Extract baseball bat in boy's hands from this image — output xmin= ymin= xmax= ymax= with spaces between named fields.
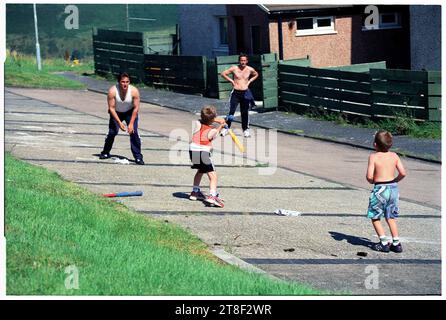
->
xmin=223 ymin=115 xmax=245 ymax=153
xmin=102 ymin=191 xmax=143 ymax=197
xmin=227 ymin=126 xmax=245 ymax=153
xmin=222 ymin=125 xmax=245 ymax=153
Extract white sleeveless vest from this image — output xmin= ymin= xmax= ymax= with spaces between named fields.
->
xmin=115 ymin=85 xmax=133 ymax=112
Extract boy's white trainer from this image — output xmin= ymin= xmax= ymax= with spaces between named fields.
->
xmin=243 ymin=129 xmax=251 ymax=138
xmin=220 ymin=128 xmax=229 ymax=137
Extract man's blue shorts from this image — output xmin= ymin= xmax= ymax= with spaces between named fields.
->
xmin=367 ymin=182 xmax=399 ymax=219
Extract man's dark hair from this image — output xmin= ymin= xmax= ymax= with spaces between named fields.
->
xmin=239 ymin=53 xmax=249 ymax=60
xmin=117 ymin=72 xmax=130 ymax=82
xmin=374 ymin=130 xmax=393 ymax=152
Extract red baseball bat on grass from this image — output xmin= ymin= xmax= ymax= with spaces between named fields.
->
xmin=102 ymin=191 xmax=143 ymax=197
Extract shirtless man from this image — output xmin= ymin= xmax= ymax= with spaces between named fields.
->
xmin=220 ymin=54 xmax=259 ymax=137
xmin=99 ymin=72 xmax=144 ymax=165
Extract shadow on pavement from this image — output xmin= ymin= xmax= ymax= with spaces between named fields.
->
xmin=329 ymin=231 xmax=372 ymax=248
xmin=172 ymin=192 xmax=191 ymax=200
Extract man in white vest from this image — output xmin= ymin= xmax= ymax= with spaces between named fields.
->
xmin=99 ymin=72 xmax=144 ymax=165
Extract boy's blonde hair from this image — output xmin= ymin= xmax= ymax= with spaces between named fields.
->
xmin=200 ymin=105 xmax=217 ymax=125
xmin=374 ymin=130 xmax=393 ymax=152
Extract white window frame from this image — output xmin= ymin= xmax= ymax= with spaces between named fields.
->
xmin=362 ymin=12 xmax=402 ymax=31
xmin=295 ymin=16 xmax=337 ymax=36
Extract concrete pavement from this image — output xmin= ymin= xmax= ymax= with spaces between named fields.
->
xmin=4 ymin=87 xmax=441 ymax=295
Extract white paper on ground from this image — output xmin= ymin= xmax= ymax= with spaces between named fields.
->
xmin=113 ymin=158 xmax=130 ymax=165
xmin=274 ymin=209 xmax=302 ymax=216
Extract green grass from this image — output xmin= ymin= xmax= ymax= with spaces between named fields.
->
xmin=5 ymin=153 xmax=323 ymax=295
xmin=7 ymin=4 xmax=178 ymax=57
xmin=367 ymin=115 xmax=441 ymax=139
xmin=301 ymin=108 xmax=441 ymax=140
xmin=5 ymin=53 xmax=93 ymax=89
xmin=255 ymin=162 xmax=270 ymax=167
xmin=288 ymin=129 xmax=304 ymax=134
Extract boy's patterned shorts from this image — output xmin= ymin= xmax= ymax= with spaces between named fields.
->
xmin=367 ymin=183 xmax=399 ymax=219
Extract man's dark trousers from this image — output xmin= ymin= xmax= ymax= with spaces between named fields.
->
xmin=226 ymin=89 xmax=251 ymax=131
xmin=102 ymin=109 xmax=143 ymax=160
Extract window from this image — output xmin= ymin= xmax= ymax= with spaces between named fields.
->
xmin=362 ymin=12 xmax=401 ymax=30
xmin=317 ymin=18 xmax=332 ymax=28
xmin=219 ymin=17 xmax=228 ymax=45
xmin=295 ymin=16 xmax=336 ymax=36
xmin=296 ymin=18 xmax=313 ymax=31
xmin=380 ymin=12 xmax=400 ymax=28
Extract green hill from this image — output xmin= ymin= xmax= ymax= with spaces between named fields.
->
xmin=6 ymin=4 xmax=178 ymax=58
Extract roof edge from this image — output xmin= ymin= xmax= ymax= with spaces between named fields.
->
xmin=258 ymin=4 xmax=270 ymax=14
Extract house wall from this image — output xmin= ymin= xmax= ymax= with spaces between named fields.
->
xmin=269 ymin=16 xmax=352 ymax=67
xmin=178 ymin=4 xmax=228 ymax=58
xmin=350 ymin=10 xmax=410 ymax=69
xmin=227 ymin=5 xmax=270 ymax=55
xmin=268 ymin=11 xmax=410 ymax=69
xmin=410 ymin=5 xmax=441 ymax=71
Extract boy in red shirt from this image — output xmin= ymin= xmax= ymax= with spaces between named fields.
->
xmin=189 ymin=106 xmax=227 ymax=207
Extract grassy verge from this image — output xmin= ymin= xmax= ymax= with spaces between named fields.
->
xmin=371 ymin=115 xmax=441 ymax=139
xmin=301 ymin=108 xmax=441 ymax=140
xmin=5 ymin=53 xmax=93 ymax=89
xmin=5 ymin=153 xmax=323 ymax=295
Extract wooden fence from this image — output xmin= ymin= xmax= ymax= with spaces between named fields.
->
xmin=278 ymin=64 xmax=441 ymax=122
xmin=93 ymin=28 xmax=177 ymax=82
xmin=92 ymin=29 xmax=440 ymax=121
xmin=326 ymin=61 xmax=386 ymax=72
xmin=143 ymin=33 xmax=178 ymax=55
xmin=93 ymin=28 xmax=145 ymax=82
xmin=261 ymin=53 xmax=280 ymax=109
xmin=370 ymin=68 xmax=441 ymax=121
xmin=280 ymin=57 xmax=312 ymax=67
xmin=144 ymin=54 xmax=207 ymax=94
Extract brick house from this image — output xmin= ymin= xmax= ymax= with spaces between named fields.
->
xmin=226 ymin=4 xmax=411 ymax=69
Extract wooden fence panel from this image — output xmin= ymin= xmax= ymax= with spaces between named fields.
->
xmin=93 ymin=28 xmax=145 ymax=82
xmin=427 ymin=71 xmax=442 ymax=121
xmin=143 ymin=32 xmax=175 ymax=55
xmin=279 ymin=64 xmax=372 ymax=115
xmin=143 ymin=54 xmax=207 ymax=94
xmin=206 ymin=59 xmax=218 ymax=98
xmin=369 ymin=68 xmax=437 ymax=121
xmin=279 ymin=57 xmax=311 ymax=67
xmin=278 ymin=64 xmax=441 ymax=121
xmin=326 ymin=61 xmax=386 ymax=72
xmin=261 ymin=53 xmax=278 ymax=109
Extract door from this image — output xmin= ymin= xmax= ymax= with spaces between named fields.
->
xmin=234 ymin=16 xmax=245 ymax=54
xmin=251 ymin=25 xmax=261 ymax=54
